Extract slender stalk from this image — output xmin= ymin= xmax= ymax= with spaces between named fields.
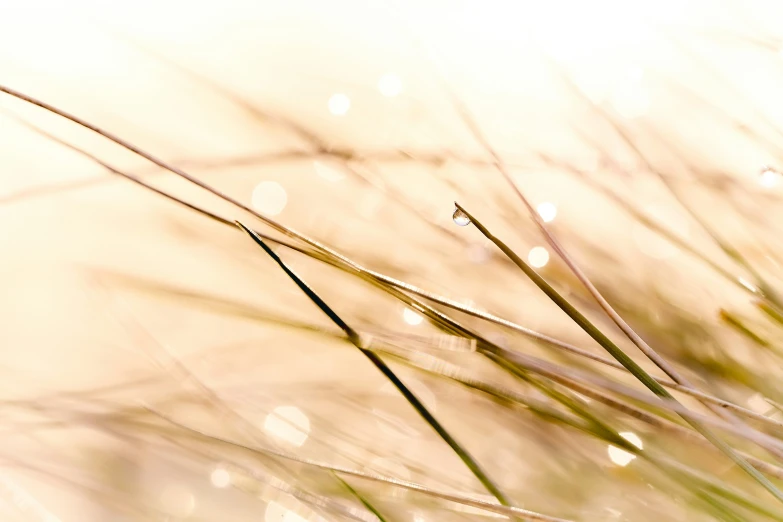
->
xmin=234 ymin=221 xmax=516 ymax=510
xmin=440 ymin=83 xmax=767 ymax=455
xmin=4 ymin=83 xmax=779 ymax=515
xmin=358 ymin=269 xmax=783 ymax=431
xmin=332 ymin=474 xmax=389 ymax=522
xmin=558 ymin=155 xmax=746 ymax=290
xmin=455 ymin=202 xmax=783 ymax=504
xmin=96 ymin=266 xmax=783 ymax=456
xmin=0 ymin=84 xmax=358 ymax=274
xmin=465 ymin=133 xmax=703 ymax=387
xmin=8 ymin=89 xmax=779 ymax=437
xmin=334 ymin=260 xmax=772 ymax=517
xmin=93 ymin=275 xmax=395 ymax=521
xmin=25 ymin=109 xmax=779 ymax=458
xmin=379 ymin=340 xmax=783 ymax=481
xmin=555 ymin=51 xmax=783 ymax=311
xmin=719 ymin=309 xmax=772 ymax=348
xmin=143 ymin=411 xmax=572 ymax=522
xmin=758 ymin=299 xmax=783 ymax=328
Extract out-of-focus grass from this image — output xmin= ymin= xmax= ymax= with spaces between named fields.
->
xmin=3 ymin=2 xmax=783 ymax=521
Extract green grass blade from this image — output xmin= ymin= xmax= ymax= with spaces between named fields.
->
xmin=17 ymin=107 xmax=780 ymax=442
xmin=234 ymin=221 xmax=516 ymax=511
xmin=332 ymin=473 xmax=388 ymax=522
xmin=454 ymin=203 xmax=783 ymax=505
xmin=145 ymin=409 xmax=575 ymax=522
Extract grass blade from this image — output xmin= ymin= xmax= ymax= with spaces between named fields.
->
xmin=145 ymin=408 xmax=574 ymax=522
xmin=454 ymin=202 xmax=783 ymax=505
xmin=234 ymin=221 xmax=517 ymax=512
xmin=332 ymin=473 xmax=388 ymax=522
xmin=12 ymin=104 xmax=779 ymax=438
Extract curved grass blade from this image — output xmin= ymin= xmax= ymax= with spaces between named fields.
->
xmin=12 ymin=104 xmax=779 ymax=437
xmin=454 ymin=202 xmax=783 ymax=504
xmin=719 ymin=309 xmax=772 ymax=349
xmin=234 ymin=221 xmax=516 ymax=511
xmin=144 ymin=409 xmax=574 ymax=522
xmin=357 ymin=270 xmax=783 ymax=430
xmin=332 ymin=473 xmax=388 ymax=522
xmin=8 ymin=86 xmax=779 ymax=515
xmin=0 ymin=72 xmax=773 ymax=520
xmin=551 ymin=51 xmax=783 ymax=314
xmin=100 ymin=263 xmax=783 ymax=453
xmin=377 ymin=336 xmax=783 ymax=483
xmin=93 ymin=275 xmax=397 ymax=521
xmin=154 ymin=403 xmax=776 ymax=521
xmin=438 ymin=82 xmax=763 ymax=447
xmin=154 ymin=437 xmax=382 ymax=522
xmin=758 ymin=299 xmax=783 ymax=329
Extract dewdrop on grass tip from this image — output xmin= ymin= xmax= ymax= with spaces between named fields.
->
xmin=453 ymin=208 xmax=471 ymax=226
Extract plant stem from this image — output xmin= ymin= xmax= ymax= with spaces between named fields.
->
xmin=235 ymin=222 xmax=516 ymax=512
xmin=455 ymin=202 xmax=783 ymax=504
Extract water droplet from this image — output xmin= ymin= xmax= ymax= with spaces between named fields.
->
xmin=738 ymin=277 xmax=758 ymax=293
xmin=452 ymin=208 xmax=471 ymax=226
xmin=607 ymin=431 xmax=642 ymax=467
xmin=760 ymin=166 xmax=780 ymax=188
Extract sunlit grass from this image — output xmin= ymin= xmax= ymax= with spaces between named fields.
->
xmin=3 ymin=4 xmax=783 ymax=520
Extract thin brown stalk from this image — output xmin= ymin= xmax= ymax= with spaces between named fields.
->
xmin=9 ymin=94 xmax=775 ymax=440
xmin=145 ymin=410 xmax=574 ymax=522
xmin=454 ymin=202 xmax=783 ymax=503
xmin=94 ymin=279 xmax=391 ymax=520
xmin=6 ymin=83 xmax=781 ymax=512
xmin=382 ymin=344 xmax=783 ymax=482
xmin=235 ymin=221 xmax=516 ymax=510
xmin=448 ymin=91 xmax=705 ymax=390
xmin=17 ymin=107 xmax=783 ymax=449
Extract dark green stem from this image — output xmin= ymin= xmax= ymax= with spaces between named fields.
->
xmin=455 ymin=202 xmax=783 ymax=505
xmin=235 ymin=221 xmax=515 ymax=511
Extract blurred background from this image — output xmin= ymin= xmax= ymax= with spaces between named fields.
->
xmin=3 ymin=0 xmax=783 ymax=520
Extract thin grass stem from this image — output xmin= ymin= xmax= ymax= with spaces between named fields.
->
xmin=235 ymin=221 xmax=516 ymax=511
xmin=10 ymin=98 xmax=780 ymax=438
xmin=454 ymin=202 xmax=783 ymax=504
